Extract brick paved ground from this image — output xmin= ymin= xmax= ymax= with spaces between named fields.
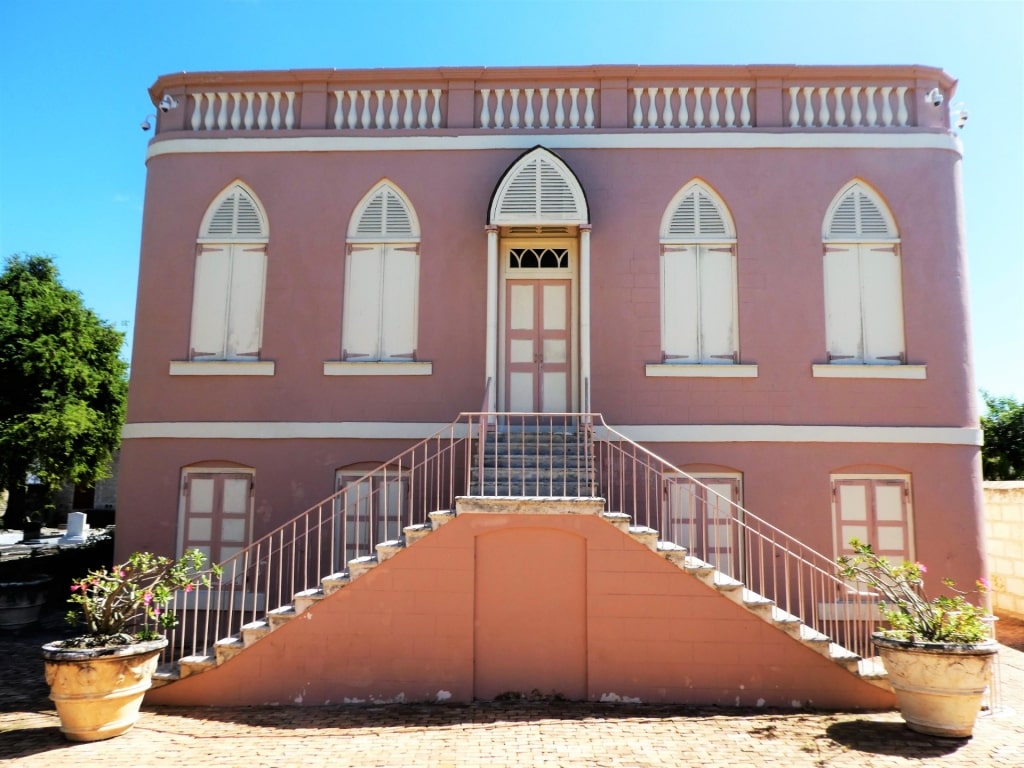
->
xmin=2 ymin=611 xmax=1022 ymax=767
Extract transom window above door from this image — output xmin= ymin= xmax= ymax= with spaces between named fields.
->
xmin=509 ymin=247 xmax=570 ymax=270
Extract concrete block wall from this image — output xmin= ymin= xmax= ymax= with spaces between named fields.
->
xmin=983 ymin=482 xmax=1024 ymax=621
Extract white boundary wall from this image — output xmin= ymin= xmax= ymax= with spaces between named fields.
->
xmin=984 ymin=481 xmax=1024 ymax=620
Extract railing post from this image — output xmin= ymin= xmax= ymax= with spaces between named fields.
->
xmin=485 ymin=225 xmax=499 ymax=413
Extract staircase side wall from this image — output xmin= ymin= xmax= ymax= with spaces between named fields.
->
xmin=147 ymin=513 xmax=895 ymax=709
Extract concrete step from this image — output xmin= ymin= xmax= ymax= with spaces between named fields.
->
xmin=322 ymin=571 xmax=351 ymax=595
xmin=241 ymin=619 xmax=272 ymax=645
xmin=293 ymin=588 xmax=325 ymax=614
xmin=267 ymin=605 xmax=297 ymax=629
xmin=214 ymin=636 xmax=245 ymax=665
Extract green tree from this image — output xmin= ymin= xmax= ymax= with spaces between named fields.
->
xmin=0 ymin=255 xmax=127 ymax=528
xmin=980 ymin=392 xmax=1024 ymax=481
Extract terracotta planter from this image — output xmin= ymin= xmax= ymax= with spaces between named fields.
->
xmin=41 ymin=637 xmax=167 ymax=742
xmin=0 ymin=574 xmax=51 ymax=631
xmin=873 ymin=633 xmax=998 ymax=738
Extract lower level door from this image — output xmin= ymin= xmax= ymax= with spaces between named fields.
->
xmin=505 ymin=279 xmax=572 ymax=413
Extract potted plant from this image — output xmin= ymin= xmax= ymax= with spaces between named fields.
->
xmin=42 ymin=549 xmax=218 ymax=742
xmin=838 ymin=539 xmax=997 ymax=738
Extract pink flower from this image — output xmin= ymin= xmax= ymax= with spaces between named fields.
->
xmin=979 ymin=577 xmax=990 ymax=589
xmin=153 ymin=608 xmax=162 ymax=617
xmin=184 ymin=583 xmax=194 ymax=593
xmin=142 ymin=592 xmax=154 ymax=605
xmin=916 ymin=563 xmax=928 ymax=574
xmin=70 ymin=583 xmax=80 ymax=592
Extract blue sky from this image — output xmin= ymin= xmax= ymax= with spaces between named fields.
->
xmin=1 ymin=0 xmax=1021 ymax=403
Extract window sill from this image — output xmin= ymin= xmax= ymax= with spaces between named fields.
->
xmin=323 ymin=361 xmax=433 ymax=376
xmin=645 ymin=364 xmax=758 ymax=378
xmin=812 ymin=364 xmax=927 ymax=380
xmin=169 ymin=361 xmax=275 ymax=376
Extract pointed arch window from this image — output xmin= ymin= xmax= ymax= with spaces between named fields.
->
xmin=489 ymin=147 xmax=588 ymax=226
xmin=190 ymin=183 xmax=269 ymax=362
xmin=658 ymin=182 xmax=739 ymax=365
xmin=822 ymin=182 xmax=905 ymax=366
xmin=342 ymin=182 xmax=421 ymax=363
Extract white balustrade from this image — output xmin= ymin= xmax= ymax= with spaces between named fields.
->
xmin=189 ymin=91 xmax=298 ymax=131
xmin=330 ymin=88 xmax=445 ymax=129
xmin=629 ymin=86 xmax=754 ymax=128
xmin=478 ymin=86 xmax=597 ymax=129
xmin=786 ymin=85 xmax=914 ymax=127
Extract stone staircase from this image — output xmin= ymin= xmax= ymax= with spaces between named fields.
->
xmin=153 ymin=500 xmax=888 ymax=690
xmin=469 ymin=428 xmax=597 ymax=497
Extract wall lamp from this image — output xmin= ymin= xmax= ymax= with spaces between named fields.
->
xmin=141 ymin=94 xmax=180 ymax=131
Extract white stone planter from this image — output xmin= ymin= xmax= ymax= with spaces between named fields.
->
xmin=42 ymin=637 xmax=167 ymax=742
xmin=873 ymin=633 xmax=998 ymax=738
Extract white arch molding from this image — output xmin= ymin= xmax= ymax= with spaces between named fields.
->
xmin=485 ymin=148 xmax=591 ymax=413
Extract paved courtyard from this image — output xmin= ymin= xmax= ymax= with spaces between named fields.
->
xmin=2 ymin=611 xmax=1023 ymax=767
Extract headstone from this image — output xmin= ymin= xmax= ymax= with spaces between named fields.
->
xmin=59 ymin=511 xmax=89 ymax=545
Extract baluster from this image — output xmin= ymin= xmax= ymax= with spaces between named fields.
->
xmin=739 ymin=87 xmax=751 ymax=127
xmin=388 ymin=89 xmax=400 ymax=128
xmin=494 ymin=88 xmax=505 ymax=129
xmin=230 ymin=93 xmax=241 ymax=129
xmin=802 ymin=86 xmax=814 ymax=127
xmin=418 ymin=89 xmax=428 ymax=128
xmin=347 ymin=91 xmax=358 ymax=129
xmin=632 ymin=87 xmax=643 ymax=128
xmin=479 ymin=88 xmax=491 ymax=129
xmin=539 ymin=88 xmax=551 ymax=127
xmin=677 ymin=87 xmax=690 ymax=128
xmin=554 ymin=87 xmax=565 ymax=128
xmin=818 ymin=87 xmax=830 ymax=127
xmin=359 ymin=90 xmax=371 ymax=129
xmin=191 ymin=93 xmax=204 ymax=131
xmin=431 ymin=89 xmax=441 ymax=127
xmin=724 ymin=87 xmax=735 ymax=128
xmin=402 ymin=89 xmax=413 ymax=128
xmin=865 ymin=86 xmax=878 ymax=126
xmin=270 ymin=92 xmax=282 ymax=130
xmin=569 ymin=87 xmax=580 ymax=128
xmin=216 ymin=92 xmax=228 ymax=130
xmin=708 ymin=86 xmax=721 ymax=127
xmin=896 ymin=86 xmax=909 ymax=126
xmin=257 ymin=92 xmax=269 ymax=130
xmin=584 ymin=87 xmax=595 ymax=128
xmin=693 ymin=86 xmax=705 ymax=128
xmin=834 ymin=87 xmax=846 ymax=127
xmin=850 ymin=86 xmax=862 ymax=126
xmin=332 ymin=91 xmax=344 ymax=129
xmin=285 ymin=92 xmax=295 ymax=129
xmin=662 ymin=87 xmax=673 ymax=128
xmin=509 ymin=88 xmax=520 ymax=128
xmin=243 ymin=92 xmax=255 ymax=130
xmin=524 ymin=88 xmax=535 ymax=128
xmin=646 ymin=86 xmax=658 ymax=128
xmin=788 ymin=87 xmax=800 ymax=127
xmin=880 ymin=86 xmax=893 ymax=126
xmin=373 ymin=90 xmax=385 ymax=128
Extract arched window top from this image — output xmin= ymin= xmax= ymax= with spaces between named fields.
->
xmin=489 ymin=146 xmax=589 ymax=226
xmin=348 ymin=181 xmax=420 ymax=241
xmin=660 ymin=181 xmax=735 ymax=241
xmin=824 ymin=181 xmax=899 ymax=240
xmin=199 ymin=182 xmax=268 ymax=241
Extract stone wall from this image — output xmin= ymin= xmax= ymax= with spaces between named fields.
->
xmin=984 ymin=482 xmax=1024 ymax=621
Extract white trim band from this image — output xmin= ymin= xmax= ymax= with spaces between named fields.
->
xmin=812 ymin=364 xmax=927 ymax=379
xmin=122 ymin=421 xmax=981 ymax=445
xmin=147 ymin=132 xmax=961 ymax=160
xmin=169 ymin=361 xmax=276 ymax=376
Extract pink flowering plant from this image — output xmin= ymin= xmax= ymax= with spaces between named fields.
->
xmin=61 ymin=550 xmax=219 ymax=648
xmin=837 ymin=538 xmax=992 ymax=644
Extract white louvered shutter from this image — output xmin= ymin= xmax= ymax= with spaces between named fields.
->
xmin=190 ymin=245 xmax=231 ymax=359
xmin=225 ymin=246 xmax=266 ymax=359
xmin=823 ymin=245 xmax=864 ymax=362
xmin=698 ymin=246 xmax=736 ymax=363
xmin=860 ymin=245 xmax=905 ymax=363
xmin=662 ymin=246 xmax=700 ymax=362
xmin=834 ymin=478 xmax=910 ymax=564
xmin=379 ymin=246 xmax=417 ymax=360
xmin=343 ymin=245 xmax=385 ymax=360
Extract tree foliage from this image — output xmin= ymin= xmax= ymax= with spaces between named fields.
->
xmin=0 ymin=255 xmax=128 ymax=523
xmin=980 ymin=391 xmax=1024 ymax=481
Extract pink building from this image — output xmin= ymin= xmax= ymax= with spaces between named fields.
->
xmin=122 ymin=65 xmax=981 ymax=708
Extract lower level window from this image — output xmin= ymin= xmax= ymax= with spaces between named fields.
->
xmin=665 ymin=473 xmax=742 ymax=576
xmin=179 ymin=470 xmax=253 ymax=563
xmin=334 ymin=468 xmax=409 ymax=566
xmin=832 ymin=475 xmax=913 ymax=564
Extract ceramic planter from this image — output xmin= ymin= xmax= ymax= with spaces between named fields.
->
xmin=873 ymin=633 xmax=998 ymax=738
xmin=41 ymin=637 xmax=167 ymax=742
xmin=0 ymin=574 xmax=51 ymax=631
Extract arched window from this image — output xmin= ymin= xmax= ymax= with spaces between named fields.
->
xmin=659 ymin=181 xmax=738 ymax=364
xmin=190 ymin=183 xmax=269 ymax=361
xmin=822 ymin=181 xmax=904 ymax=365
xmin=342 ymin=181 xmax=420 ymax=362
xmin=489 ymin=146 xmax=589 ymax=226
